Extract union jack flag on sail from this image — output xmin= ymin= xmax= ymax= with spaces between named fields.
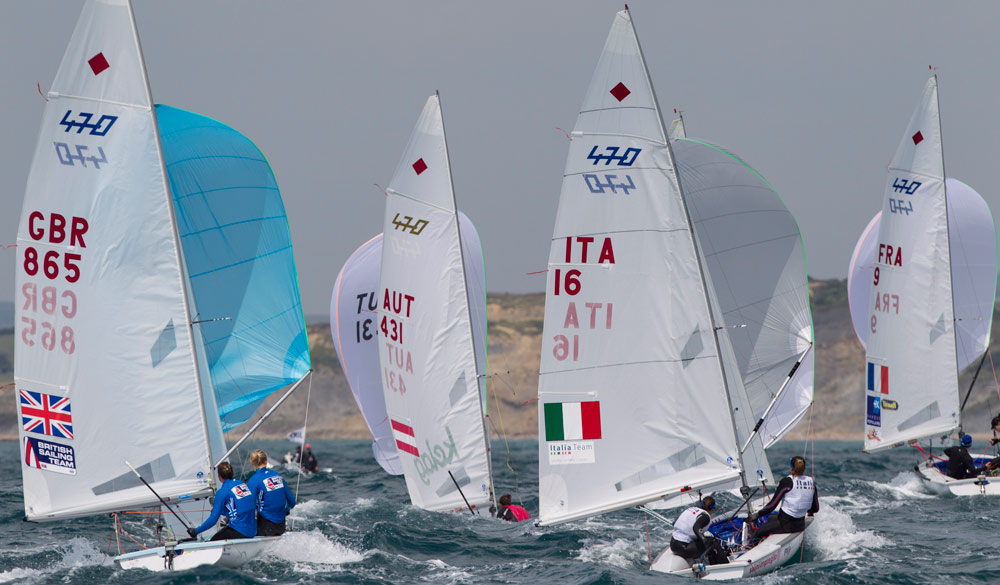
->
xmin=20 ymin=390 xmax=74 ymax=439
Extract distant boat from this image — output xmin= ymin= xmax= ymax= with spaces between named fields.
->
xmin=15 ymin=0 xmax=310 ymax=570
xmin=332 ymin=211 xmax=486 ymax=481
xmin=337 ymin=93 xmax=495 ymax=513
xmin=851 ymin=75 xmax=1000 ymax=495
xmin=535 ymin=7 xmax=814 ymax=579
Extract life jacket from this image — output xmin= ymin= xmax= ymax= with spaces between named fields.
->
xmin=780 ymin=474 xmax=815 ymax=518
xmin=507 ymin=504 xmax=530 ymax=521
xmin=671 ymin=507 xmax=708 ymax=543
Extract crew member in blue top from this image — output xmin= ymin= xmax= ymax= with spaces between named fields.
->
xmin=247 ymin=449 xmax=296 ymax=536
xmin=187 ymin=461 xmax=256 ymax=541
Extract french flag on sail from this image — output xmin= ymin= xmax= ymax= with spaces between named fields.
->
xmin=391 ymin=419 xmax=420 ymax=457
xmin=867 ymin=362 xmax=889 ymax=394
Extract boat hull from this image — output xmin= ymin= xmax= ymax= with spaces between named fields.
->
xmin=914 ymin=455 xmax=1000 ymax=496
xmin=114 ymin=537 xmax=277 ymax=571
xmin=650 ymin=517 xmax=812 ymax=579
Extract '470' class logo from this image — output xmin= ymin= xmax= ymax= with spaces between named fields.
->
xmin=891 ymin=177 xmax=921 ymax=195
xmin=586 ymin=145 xmax=640 ymax=166
xmin=391 ymin=213 xmax=428 ymax=236
xmin=59 ymin=110 xmax=117 ymax=136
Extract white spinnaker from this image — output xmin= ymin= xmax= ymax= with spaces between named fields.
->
xmin=675 ymin=139 xmax=813 ymax=451
xmin=537 ymin=10 xmax=743 ymax=527
xmin=15 ymin=0 xmax=212 ymax=520
xmin=864 ymin=76 xmax=958 ymax=452
xmin=332 ymin=213 xmax=488 ymax=477
xmin=377 ymin=95 xmax=492 ymax=511
xmin=848 ymin=178 xmax=997 ymax=370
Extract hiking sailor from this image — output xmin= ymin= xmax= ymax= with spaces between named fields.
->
xmin=749 ymin=456 xmax=818 ymax=540
xmin=247 ymin=449 xmax=296 ymax=536
xmin=669 ymin=496 xmax=727 ymax=565
xmin=188 ymin=462 xmax=257 ymax=541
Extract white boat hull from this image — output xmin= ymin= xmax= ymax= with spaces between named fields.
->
xmin=114 ymin=537 xmax=277 ymax=571
xmin=914 ymin=455 xmax=1000 ymax=496
xmin=650 ymin=517 xmax=812 ymax=580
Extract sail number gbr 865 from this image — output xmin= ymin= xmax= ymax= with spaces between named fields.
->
xmin=550 ymin=236 xmax=615 ymax=361
xmin=20 ymin=212 xmax=88 ymax=355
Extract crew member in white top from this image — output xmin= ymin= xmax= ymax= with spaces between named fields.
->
xmin=748 ymin=455 xmax=818 ymax=540
xmin=669 ymin=496 xmax=727 ymax=564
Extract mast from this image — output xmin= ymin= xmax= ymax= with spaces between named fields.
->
xmin=937 ymin=75 xmax=962 ymax=435
xmin=126 ymin=0 xmax=217 ymax=473
xmin=626 ymin=6 xmax=748 ymax=487
xmin=437 ymin=91 xmax=497 ymax=511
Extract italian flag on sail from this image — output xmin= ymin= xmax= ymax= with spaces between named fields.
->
xmin=544 ymin=401 xmax=602 ymax=441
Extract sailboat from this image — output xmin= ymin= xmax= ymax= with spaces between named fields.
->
xmin=16 ymin=0 xmax=311 ymax=571
xmin=536 ymin=7 xmax=814 ymax=579
xmin=853 ymin=75 xmax=999 ymax=495
xmin=337 ymin=93 xmax=495 ymax=513
xmin=331 ymin=211 xmax=487 ymax=482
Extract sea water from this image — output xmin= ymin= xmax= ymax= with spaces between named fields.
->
xmin=1 ymin=440 xmax=997 ymax=584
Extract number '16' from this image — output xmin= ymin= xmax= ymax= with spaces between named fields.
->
xmin=553 ymin=268 xmax=581 ymax=296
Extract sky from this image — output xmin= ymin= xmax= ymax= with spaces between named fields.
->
xmin=2 ymin=1 xmax=999 ymax=316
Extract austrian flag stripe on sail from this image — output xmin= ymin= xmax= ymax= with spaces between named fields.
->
xmin=544 ymin=401 xmax=601 ymax=441
xmin=867 ymin=362 xmax=889 ymax=394
xmin=391 ymin=419 xmax=420 ymax=456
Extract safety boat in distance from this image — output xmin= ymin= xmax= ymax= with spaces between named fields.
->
xmin=534 ymin=7 xmax=814 ymax=580
xmin=848 ymin=75 xmax=1000 ymax=496
xmin=15 ymin=0 xmax=311 ymax=571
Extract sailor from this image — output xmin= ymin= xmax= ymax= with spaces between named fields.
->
xmin=944 ymin=434 xmax=981 ymax=479
xmin=246 ymin=450 xmax=296 ymax=536
xmin=187 ymin=461 xmax=257 ymax=541
xmin=302 ymin=444 xmax=319 ymax=473
xmin=494 ymin=493 xmax=530 ymax=522
xmin=749 ymin=456 xmax=818 ymax=540
xmin=669 ymin=496 xmax=727 ymax=564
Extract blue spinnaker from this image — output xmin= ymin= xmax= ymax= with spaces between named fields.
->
xmin=156 ymin=105 xmax=310 ymax=430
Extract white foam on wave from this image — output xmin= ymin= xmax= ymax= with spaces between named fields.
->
xmin=0 ymin=537 xmax=107 ymax=583
xmin=265 ymin=528 xmax=364 ymax=571
xmin=418 ymin=558 xmax=475 ymax=584
xmin=576 ymin=537 xmax=644 ymax=569
xmin=288 ymin=498 xmax=332 ymax=520
xmin=864 ymin=471 xmax=935 ymax=501
xmin=808 ymin=500 xmax=888 ymax=561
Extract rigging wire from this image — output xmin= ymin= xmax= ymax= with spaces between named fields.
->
xmin=487 ymin=370 xmax=524 ymax=507
xmin=291 ymin=372 xmax=313 ymax=531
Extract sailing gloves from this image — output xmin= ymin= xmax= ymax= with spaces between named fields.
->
xmin=187 ymin=527 xmax=198 ymax=538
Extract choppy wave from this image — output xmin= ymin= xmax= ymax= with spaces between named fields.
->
xmin=1 ymin=440 xmax=999 ymax=584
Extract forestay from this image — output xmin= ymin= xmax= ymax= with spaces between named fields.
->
xmin=864 ymin=76 xmax=957 ymax=452
xmin=157 ymin=105 xmax=311 ymax=431
xmin=332 ymin=213 xmax=487 ymax=477
xmin=15 ymin=0 xmax=213 ymax=520
xmin=377 ymin=95 xmax=493 ymax=511
xmin=848 ymin=178 xmax=997 ymax=370
xmin=537 ymin=10 xmax=747 ymax=526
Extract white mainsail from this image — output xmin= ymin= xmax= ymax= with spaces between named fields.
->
xmin=848 ymin=178 xmax=997 ymax=371
xmin=332 ymin=213 xmax=488 ymax=478
xmin=16 ymin=0 xmax=312 ymax=529
xmin=16 ymin=0 xmax=212 ymax=520
xmin=537 ymin=10 xmax=766 ymax=526
xmin=864 ymin=76 xmax=958 ymax=452
xmin=376 ymin=95 xmax=493 ymax=512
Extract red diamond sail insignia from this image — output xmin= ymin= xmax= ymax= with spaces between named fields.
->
xmin=912 ymin=131 xmax=923 ymax=145
xmin=610 ymin=82 xmax=631 ymax=102
xmin=412 ymin=158 xmax=427 ymax=175
xmin=88 ymin=52 xmax=110 ymax=76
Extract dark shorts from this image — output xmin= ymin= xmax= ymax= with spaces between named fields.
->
xmin=257 ymin=516 xmax=287 ymax=537
xmin=210 ymin=525 xmax=253 ymax=541
xmin=754 ymin=510 xmax=805 ymax=540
